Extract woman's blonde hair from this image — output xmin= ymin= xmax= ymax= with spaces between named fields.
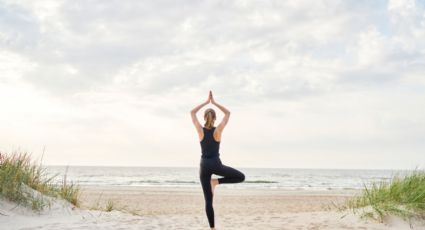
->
xmin=204 ymin=108 xmax=216 ymax=129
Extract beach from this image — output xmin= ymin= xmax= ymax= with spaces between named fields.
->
xmin=79 ymin=186 xmax=421 ymax=229
xmin=2 ymin=0 xmax=425 ymax=228
xmin=2 ymin=185 xmax=424 ymax=230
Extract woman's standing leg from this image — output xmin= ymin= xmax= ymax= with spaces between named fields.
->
xmin=200 ymin=166 xmax=215 ymax=228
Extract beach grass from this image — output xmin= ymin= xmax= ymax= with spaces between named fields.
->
xmin=87 ymin=192 xmax=141 ymax=215
xmin=346 ymin=170 xmax=425 ymax=223
xmin=0 ymin=151 xmax=80 ymax=211
xmin=105 ymin=199 xmax=115 ymax=212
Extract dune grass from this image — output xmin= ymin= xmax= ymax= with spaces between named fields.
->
xmin=88 ymin=196 xmax=140 ymax=215
xmin=346 ymin=170 xmax=425 ymax=223
xmin=105 ymin=199 xmax=116 ymax=212
xmin=0 ymin=151 xmax=80 ymax=211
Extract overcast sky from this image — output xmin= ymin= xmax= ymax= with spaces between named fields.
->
xmin=1 ymin=0 xmax=424 ymax=169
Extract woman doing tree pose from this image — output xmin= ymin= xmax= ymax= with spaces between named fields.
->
xmin=190 ymin=90 xmax=245 ymax=229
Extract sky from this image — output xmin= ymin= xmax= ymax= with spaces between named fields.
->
xmin=0 ymin=0 xmax=424 ymax=169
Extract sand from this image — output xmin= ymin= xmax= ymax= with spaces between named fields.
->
xmin=1 ymin=186 xmax=424 ymax=229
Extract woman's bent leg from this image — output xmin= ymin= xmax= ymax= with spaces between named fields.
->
xmin=214 ymin=163 xmax=245 ymax=184
xmin=200 ymin=169 xmax=215 ymax=228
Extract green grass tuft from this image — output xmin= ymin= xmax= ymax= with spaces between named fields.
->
xmin=57 ymin=166 xmax=80 ymax=207
xmin=346 ymin=170 xmax=425 ymax=223
xmin=0 ymin=151 xmax=81 ymax=211
xmin=105 ymin=199 xmax=115 ymax=212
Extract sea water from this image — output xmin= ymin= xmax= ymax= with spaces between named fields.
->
xmin=46 ymin=166 xmax=410 ymax=191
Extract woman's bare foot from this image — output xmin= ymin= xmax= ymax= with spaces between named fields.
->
xmin=210 ymin=178 xmax=219 ymax=195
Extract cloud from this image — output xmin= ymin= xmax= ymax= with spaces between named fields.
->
xmin=1 ymin=0 xmax=355 ymax=99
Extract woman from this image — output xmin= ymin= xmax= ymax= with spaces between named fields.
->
xmin=190 ymin=90 xmax=245 ymax=229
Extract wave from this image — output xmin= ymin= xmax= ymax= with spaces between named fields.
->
xmin=164 ymin=180 xmax=198 ymax=184
xmin=244 ymin=180 xmax=278 ymax=184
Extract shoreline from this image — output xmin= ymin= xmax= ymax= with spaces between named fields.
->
xmin=79 ymin=184 xmax=361 ymax=196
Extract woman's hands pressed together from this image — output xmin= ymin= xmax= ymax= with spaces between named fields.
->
xmin=191 ymin=90 xmax=228 ymax=114
xmin=206 ymin=90 xmax=216 ymax=104
xmin=209 ymin=90 xmax=217 ymax=105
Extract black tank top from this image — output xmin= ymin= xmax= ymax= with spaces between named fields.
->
xmin=200 ymin=127 xmax=220 ymax=159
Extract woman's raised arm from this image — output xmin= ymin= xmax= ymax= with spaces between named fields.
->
xmin=190 ymin=91 xmax=211 ymax=135
xmin=210 ymin=92 xmax=230 ymax=133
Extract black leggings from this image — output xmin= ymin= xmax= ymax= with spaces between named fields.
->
xmin=199 ymin=157 xmax=245 ymax=228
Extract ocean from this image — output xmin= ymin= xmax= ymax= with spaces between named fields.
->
xmin=46 ymin=166 xmax=410 ymax=191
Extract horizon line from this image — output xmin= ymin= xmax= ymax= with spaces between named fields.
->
xmin=45 ymin=164 xmax=421 ymax=171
